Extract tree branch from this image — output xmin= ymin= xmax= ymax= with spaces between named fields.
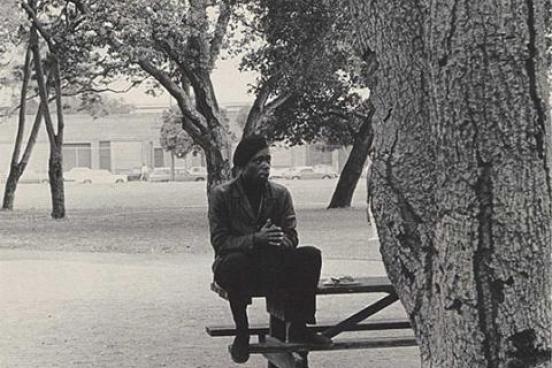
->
xmin=30 ymin=25 xmax=57 ymax=144
xmin=19 ymin=103 xmax=45 ymax=165
xmin=137 ymin=59 xmax=208 ymax=144
xmin=21 ymin=1 xmax=56 ymax=52
xmin=11 ymin=41 xmax=33 ymax=167
xmin=243 ymin=79 xmax=273 ymax=136
xmin=209 ymin=0 xmax=233 ymax=70
xmin=264 ymin=92 xmax=292 ymax=114
xmin=52 ymin=56 xmax=64 ymax=146
xmin=189 ymin=0 xmax=211 ymax=71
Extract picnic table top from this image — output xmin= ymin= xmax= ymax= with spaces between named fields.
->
xmin=316 ymin=276 xmax=395 ymax=295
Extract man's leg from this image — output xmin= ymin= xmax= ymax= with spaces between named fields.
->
xmin=282 ymin=246 xmax=332 ymax=344
xmin=214 ymin=252 xmax=258 ymax=363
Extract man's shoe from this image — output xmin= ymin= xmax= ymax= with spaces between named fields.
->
xmin=229 ymin=333 xmax=250 ymax=363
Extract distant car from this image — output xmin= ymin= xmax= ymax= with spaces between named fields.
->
xmin=148 ymin=167 xmax=204 ymax=182
xmin=313 ymin=165 xmax=339 ymax=179
xmin=148 ymin=167 xmax=171 ymax=182
xmin=283 ymin=166 xmax=338 ymax=180
xmin=64 ymin=167 xmax=127 ymax=184
xmin=188 ymin=166 xmax=207 ymax=181
xmin=126 ymin=167 xmax=143 ymax=182
xmin=20 ymin=169 xmax=49 ymax=184
xmin=269 ymin=168 xmax=288 ymax=179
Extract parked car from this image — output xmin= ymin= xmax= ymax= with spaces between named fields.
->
xmin=126 ymin=167 xmax=144 ymax=182
xmin=20 ymin=169 xmax=49 ymax=184
xmin=283 ymin=166 xmax=338 ymax=180
xmin=148 ymin=167 xmax=205 ymax=182
xmin=64 ymin=167 xmax=127 ymax=184
xmin=313 ymin=165 xmax=339 ymax=179
xmin=269 ymin=167 xmax=288 ymax=179
xmin=148 ymin=167 xmax=169 ymax=182
xmin=188 ymin=166 xmax=207 ymax=181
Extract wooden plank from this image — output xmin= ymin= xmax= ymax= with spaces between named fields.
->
xmin=206 ymin=318 xmax=412 ymax=337
xmin=322 ymin=293 xmax=399 ymax=338
xmin=261 ymin=337 xmax=307 ymax=368
xmin=317 ymin=276 xmax=396 ymax=295
xmin=250 ymin=336 xmax=418 ymax=354
xmin=211 ymin=276 xmax=396 ymax=300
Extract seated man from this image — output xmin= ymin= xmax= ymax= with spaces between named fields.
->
xmin=208 ymin=135 xmax=332 ymax=363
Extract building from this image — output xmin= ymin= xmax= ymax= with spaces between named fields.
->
xmin=0 ymin=104 xmax=343 ymax=176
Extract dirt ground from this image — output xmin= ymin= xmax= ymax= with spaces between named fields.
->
xmin=0 ymin=181 xmax=420 ymax=367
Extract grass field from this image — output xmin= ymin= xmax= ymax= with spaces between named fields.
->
xmin=0 ymin=180 xmax=420 ymax=368
xmin=0 ymin=179 xmax=379 ymax=260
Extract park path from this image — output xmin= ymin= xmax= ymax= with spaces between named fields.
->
xmin=0 ymin=250 xmax=419 ymax=368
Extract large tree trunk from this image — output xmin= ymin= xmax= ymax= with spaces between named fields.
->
xmin=328 ymin=110 xmax=374 ymax=208
xmin=350 ymin=1 xmax=551 ymax=367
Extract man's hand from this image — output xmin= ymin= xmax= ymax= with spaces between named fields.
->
xmin=255 ymin=218 xmax=285 ymax=247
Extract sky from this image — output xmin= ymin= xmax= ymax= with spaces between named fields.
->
xmin=112 ymin=57 xmax=258 ymax=108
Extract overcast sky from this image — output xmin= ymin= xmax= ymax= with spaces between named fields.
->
xmin=114 ymin=57 xmax=258 ymax=108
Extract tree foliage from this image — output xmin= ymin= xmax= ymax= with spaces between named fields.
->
xmin=159 ymin=106 xmax=197 ymax=159
xmin=240 ymin=0 xmax=370 ymax=147
xmin=80 ymin=0 xmax=239 ymax=189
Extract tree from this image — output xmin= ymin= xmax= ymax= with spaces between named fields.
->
xmin=239 ymin=0 xmax=373 ymax=208
xmin=349 ymin=1 xmax=551 ymax=367
xmin=84 ymin=0 xmax=237 ymax=192
xmin=159 ymin=106 xmax=197 ymax=180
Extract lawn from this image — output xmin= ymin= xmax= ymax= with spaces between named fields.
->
xmin=0 ymin=179 xmax=379 ymax=260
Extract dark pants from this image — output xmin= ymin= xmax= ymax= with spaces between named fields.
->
xmin=214 ymin=246 xmax=322 ymax=325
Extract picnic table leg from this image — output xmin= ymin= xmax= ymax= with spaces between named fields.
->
xmin=268 ymin=315 xmax=285 ymax=368
xmin=266 ymin=315 xmax=308 ymax=368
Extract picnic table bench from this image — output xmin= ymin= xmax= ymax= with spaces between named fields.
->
xmin=206 ymin=276 xmax=417 ymax=368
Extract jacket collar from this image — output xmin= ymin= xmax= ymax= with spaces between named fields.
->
xmin=229 ymin=176 xmax=274 ymax=221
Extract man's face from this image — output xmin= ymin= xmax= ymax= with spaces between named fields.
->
xmin=242 ymin=147 xmax=271 ymax=185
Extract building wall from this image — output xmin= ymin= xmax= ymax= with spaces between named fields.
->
xmin=0 ymin=107 xmax=348 ymax=176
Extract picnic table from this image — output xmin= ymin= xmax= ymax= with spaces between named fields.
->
xmin=207 ymin=275 xmax=417 ymax=368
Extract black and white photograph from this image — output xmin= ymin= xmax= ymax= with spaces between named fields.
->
xmin=0 ymin=1 xmax=550 ymax=367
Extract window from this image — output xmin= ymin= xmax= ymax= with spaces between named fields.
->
xmin=63 ymin=143 xmax=91 ymax=171
xmin=154 ymin=148 xmax=165 ymax=168
xmin=99 ymin=141 xmax=111 ymax=171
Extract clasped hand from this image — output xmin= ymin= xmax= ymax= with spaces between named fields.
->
xmin=256 ymin=218 xmax=289 ymax=248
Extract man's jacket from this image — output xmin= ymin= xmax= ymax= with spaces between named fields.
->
xmin=208 ymin=178 xmax=299 ymax=271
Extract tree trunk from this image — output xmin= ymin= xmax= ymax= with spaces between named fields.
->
xmin=3 ymin=104 xmax=45 ymax=210
xmin=2 ymin=43 xmax=33 ymax=211
xmin=2 ymin=168 xmax=23 ymax=211
xmin=170 ymin=151 xmax=175 ymax=181
xmin=48 ymin=147 xmax=65 ymax=219
xmin=350 ymin=1 xmax=551 ymax=367
xmin=328 ymin=111 xmax=374 ymax=208
xmin=203 ymin=123 xmax=232 ymax=195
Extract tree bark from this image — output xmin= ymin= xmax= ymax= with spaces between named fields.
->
xmin=48 ymin=147 xmax=65 ymax=219
xmin=328 ymin=108 xmax=374 ymax=208
xmin=349 ymin=1 xmax=551 ymax=367
xmin=170 ymin=151 xmax=175 ymax=181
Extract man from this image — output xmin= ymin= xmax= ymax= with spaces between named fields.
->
xmin=208 ymin=135 xmax=331 ymax=363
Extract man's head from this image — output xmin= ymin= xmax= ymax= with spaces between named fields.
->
xmin=233 ymin=135 xmax=271 ymax=184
